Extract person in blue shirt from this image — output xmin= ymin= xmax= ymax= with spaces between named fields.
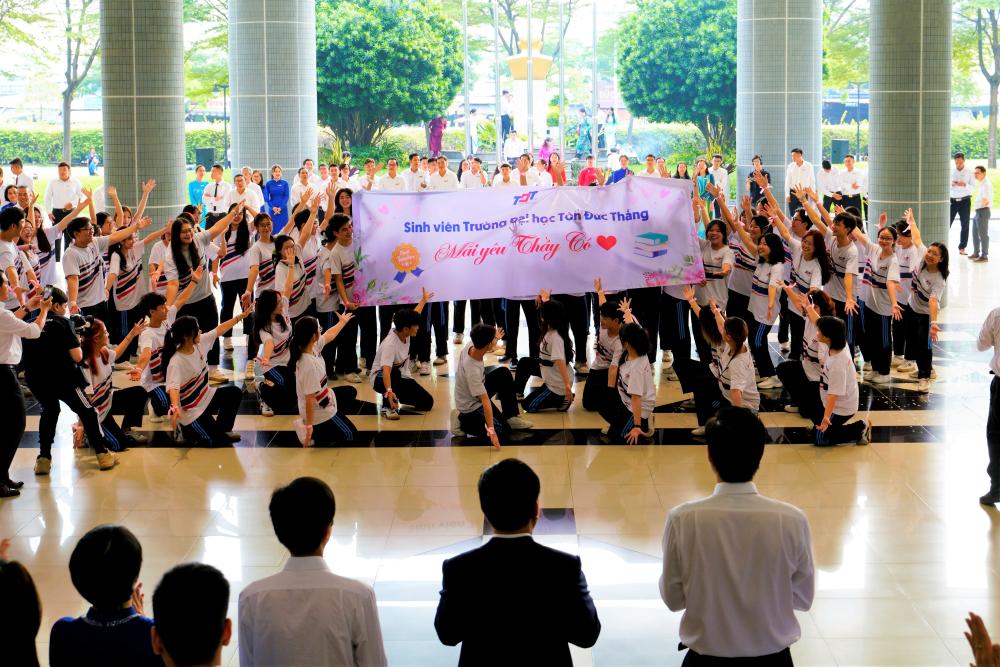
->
xmin=694 ymin=157 xmax=715 ymax=219
xmin=608 ymin=154 xmax=634 ymax=184
xmin=263 ymin=164 xmax=291 ymax=229
xmin=188 ymin=164 xmax=208 ymax=225
xmin=49 ymin=525 xmax=163 ymax=667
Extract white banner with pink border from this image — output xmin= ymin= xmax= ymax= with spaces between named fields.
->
xmin=351 ymin=175 xmax=704 ymax=305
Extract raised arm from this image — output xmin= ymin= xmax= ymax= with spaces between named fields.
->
xmin=320 ymin=309 xmax=355 ymax=345
xmin=205 ymin=203 xmax=243 ymax=240
xmin=114 ymin=319 xmax=146 ymax=359
xmin=594 ymin=277 xmax=607 ymax=306
xmin=415 ymin=286 xmax=433 ymax=314
xmin=55 ymin=189 xmax=93 ymax=233
xmin=107 ymin=215 xmax=152 ymax=246
xmin=215 ymin=303 xmax=253 ymax=338
xmin=108 ymin=186 xmax=124 ymax=228
xmin=905 ymin=208 xmax=924 ymax=248
xmin=296 ymin=195 xmax=320 ymax=247
xmin=134 ymin=179 xmax=155 ymax=221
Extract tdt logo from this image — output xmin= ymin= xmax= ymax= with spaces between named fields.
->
xmin=511 ymin=191 xmax=539 ymax=205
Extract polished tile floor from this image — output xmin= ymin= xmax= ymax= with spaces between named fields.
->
xmin=7 ymin=227 xmax=1000 ymax=666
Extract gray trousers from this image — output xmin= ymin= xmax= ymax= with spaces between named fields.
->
xmin=974 ymin=207 xmax=991 ymax=257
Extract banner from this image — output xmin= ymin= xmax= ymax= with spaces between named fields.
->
xmin=351 ymin=176 xmax=704 ymax=305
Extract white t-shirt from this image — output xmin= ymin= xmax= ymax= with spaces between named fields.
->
xmin=109 ymin=244 xmax=147 ymax=311
xmin=825 ymin=230 xmax=859 ymax=302
xmin=750 ymin=261 xmax=784 ymax=324
xmin=33 ymin=224 xmax=62 ymax=287
xmin=296 ymin=341 xmax=337 ymax=425
xmin=329 ymin=242 xmax=356 ymax=300
xmin=259 ymin=306 xmax=293 ymax=368
xmin=275 ymin=259 xmax=309 ymax=318
xmin=401 ymin=169 xmax=425 ymax=192
xmin=860 ymin=243 xmax=901 ymax=316
xmin=149 ymin=241 xmax=170 ymax=295
xmin=375 ymin=174 xmax=407 ymax=192
xmin=0 ymin=239 xmax=22 ymax=309
xmin=787 ymin=236 xmax=823 ymax=319
xmin=534 ymin=170 xmax=554 ymax=188
xmin=83 ymin=347 xmax=116 ymax=421
xmin=459 ymin=171 xmax=488 ymax=189
xmin=512 ymin=169 xmax=539 ymax=187
xmin=908 ymin=264 xmax=946 ymax=315
xmin=454 ymin=343 xmax=488 ymax=414
xmin=895 ymin=243 xmax=923 ymax=305
xmin=63 ymin=236 xmax=110 ymax=308
xmin=801 ymin=318 xmax=827 ymax=383
xmin=165 ymin=330 xmax=219 ymax=425
xmin=370 ymin=330 xmax=413 ymax=388
xmin=139 ymin=307 xmax=178 ymax=392
xmin=164 ymin=232 xmax=214 ymax=303
xmin=427 ymin=170 xmax=459 ymax=191
xmin=492 ymin=174 xmax=517 ymax=188
xmin=314 ymin=245 xmax=338 ymax=313
xmin=616 ymin=355 xmax=655 ymax=419
xmin=711 ymin=345 xmax=760 ymax=412
xmin=819 ymin=346 xmax=859 ymax=417
xmin=247 ymin=240 xmax=276 ymax=296
xmin=591 ymin=327 xmax=623 ymax=371
xmin=697 ymin=239 xmax=735 ymax=310
xmin=219 ymin=230 xmax=251 ymax=282
xmin=299 ymin=235 xmax=320 ymax=296
xmin=539 ymin=329 xmax=568 ymax=396
xmin=728 ymin=232 xmax=755 ymax=297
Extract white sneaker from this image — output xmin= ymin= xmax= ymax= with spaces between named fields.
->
xmin=662 ymin=350 xmax=673 ymax=365
xmin=410 ymin=360 xmax=420 ymax=373
xmin=916 ymin=378 xmax=930 ymax=393
xmin=223 ymin=338 xmax=234 ymax=351
xmin=208 ymin=368 xmax=230 ymax=384
xmin=907 ymin=367 xmax=937 ymax=379
xmin=891 ymin=355 xmax=904 ymax=368
xmin=419 ymin=362 xmax=431 ymax=376
xmin=293 ymin=418 xmax=311 ymax=446
xmin=114 ymin=361 xmax=134 ymax=371
xmin=857 ymin=419 xmax=872 ymax=446
xmin=260 ymin=401 xmax=274 ymax=417
xmin=344 ymin=373 xmax=363 ymax=384
xmin=780 ymin=342 xmax=790 ymax=353
xmin=244 ymin=360 xmax=255 ymax=379
xmin=149 ymin=415 xmax=164 ymax=424
xmin=507 ymin=415 xmax=533 ymax=430
xmin=784 ymin=405 xmax=800 ymax=413
xmin=897 ymin=361 xmax=916 ymax=373
xmin=870 ymin=373 xmax=891 ymax=385
xmin=574 ymin=362 xmax=590 ymax=375
xmin=450 ymin=411 xmax=465 ymax=436
xmin=863 ymin=370 xmax=875 ymax=381
xmin=757 ymin=376 xmax=782 ymax=389
xmin=863 ymin=361 xmax=872 ymax=373
xmin=453 ymin=333 xmax=464 ymax=345
xmin=433 ymin=356 xmax=448 ymax=366
xmin=383 ymin=407 xmax=400 ymax=420
xmin=691 ymin=426 xmax=706 ymax=437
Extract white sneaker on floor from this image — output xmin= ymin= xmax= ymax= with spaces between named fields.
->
xmin=863 ymin=361 xmax=872 ymax=373
xmin=208 ymin=369 xmax=230 ymax=384
xmin=691 ymin=426 xmax=706 ymax=437
xmin=662 ymin=350 xmax=673 ymax=364
xmin=433 ymin=356 xmax=448 ymax=366
xmin=863 ymin=370 xmax=875 ymax=381
xmin=907 ymin=368 xmax=937 ymax=379
xmin=857 ymin=419 xmax=873 ymax=446
xmin=784 ymin=405 xmax=800 ymax=413
xmin=410 ymin=360 xmax=421 ymax=373
xmin=891 ymin=355 xmax=904 ymax=368
xmin=383 ymin=407 xmax=400 ymax=420
xmin=244 ymin=360 xmax=255 ymax=379
xmin=260 ymin=401 xmax=274 ymax=417
xmin=293 ymin=418 xmax=311 ymax=446
xmin=344 ymin=373 xmax=363 ymax=384
xmin=223 ymin=338 xmax=234 ymax=351
xmin=419 ymin=361 xmax=431 ymax=376
xmin=916 ymin=378 xmax=931 ymax=393
xmin=126 ymin=430 xmax=148 ymax=444
xmin=507 ymin=415 xmax=533 ymax=430
xmin=149 ymin=415 xmax=165 ymax=423
xmin=574 ymin=362 xmax=590 ymax=375
xmin=896 ymin=361 xmax=916 ymax=373
xmin=453 ymin=333 xmax=464 ymax=345
xmin=450 ymin=411 xmax=465 ymax=436
xmin=780 ymin=342 xmax=790 ymax=353
xmin=757 ymin=376 xmax=782 ymax=389
xmin=870 ymin=373 xmax=891 ymax=385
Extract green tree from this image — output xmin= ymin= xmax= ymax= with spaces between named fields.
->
xmin=0 ymin=0 xmax=47 ymax=73
xmin=823 ymin=0 xmax=869 ymax=91
xmin=315 ymin=0 xmax=463 ymax=148
xmin=182 ymin=0 xmax=228 ymax=104
xmin=58 ymin=0 xmax=101 ymax=164
xmin=617 ymin=0 xmax=736 ymax=152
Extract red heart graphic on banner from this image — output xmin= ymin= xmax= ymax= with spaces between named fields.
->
xmin=596 ymin=235 xmax=617 ymax=250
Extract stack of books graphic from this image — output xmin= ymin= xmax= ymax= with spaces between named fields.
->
xmin=633 ymin=232 xmax=669 ymax=258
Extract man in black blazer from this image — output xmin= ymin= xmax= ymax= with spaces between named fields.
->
xmin=434 ymin=458 xmax=601 ymax=666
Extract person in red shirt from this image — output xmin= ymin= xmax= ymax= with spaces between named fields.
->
xmin=577 ymin=155 xmax=606 ymax=187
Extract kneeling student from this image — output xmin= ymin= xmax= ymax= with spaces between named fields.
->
xmin=371 ymin=287 xmax=434 ymax=419
xmin=291 ymin=313 xmax=359 ymax=446
xmin=814 ymin=316 xmax=872 ymax=446
xmin=583 ymin=285 xmax=624 ymax=411
xmin=454 ymin=323 xmax=533 ymax=447
xmin=514 ymin=292 xmax=576 ymax=412
xmin=600 ymin=321 xmax=656 ymax=445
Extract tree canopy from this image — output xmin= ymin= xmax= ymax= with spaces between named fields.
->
xmin=617 ymin=0 xmax=736 ymax=152
xmin=316 ymin=0 xmax=463 ymax=148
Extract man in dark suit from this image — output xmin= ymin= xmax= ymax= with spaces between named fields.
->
xmin=434 ymin=458 xmax=601 ymax=666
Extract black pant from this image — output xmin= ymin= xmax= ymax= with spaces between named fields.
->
xmin=833 ymin=297 xmax=861 ymax=358
xmin=554 ymin=294 xmax=589 ymax=364
xmin=503 ymin=299 xmax=540 ymax=361
xmin=659 ymin=292 xmax=692 ymax=362
xmin=950 ymin=196 xmax=972 ymax=250
xmin=788 ymin=314 xmax=806 ymax=361
xmin=599 ymin=398 xmax=649 ymax=443
xmin=627 ymin=287 xmax=661 ymax=362
xmin=682 ymin=646 xmax=792 ymax=666
xmin=748 ymin=319 xmax=775 ymax=377
xmin=181 ymin=385 xmax=242 ymax=446
xmin=410 ymin=302 xmax=448 ymax=361
xmin=777 ymin=290 xmax=790 ymax=345
xmin=841 ymin=193 xmax=863 ymax=215
xmin=452 ymin=299 xmax=498 ymax=333
xmin=674 ymin=358 xmax=730 ymax=425
xmin=514 ymin=359 xmax=572 ymax=412
xmin=776 ymin=360 xmax=822 ymax=422
xmin=51 ymin=208 xmax=71 ymax=261
xmin=893 ymin=304 xmax=909 ymax=357
xmin=904 ymin=308 xmax=934 ymax=378
xmin=987 ymin=376 xmax=1000 ymax=493
xmin=80 ymin=301 xmax=108 ymax=326
xmin=204 ymin=212 xmax=226 ymax=228
xmin=0 ymin=365 xmax=25 ymax=480
xmin=378 ymin=305 xmax=403 ymax=342
xmin=219 ymin=278 xmax=248 ymax=339
xmin=147 ymin=386 xmax=171 ymax=417
xmin=862 ymin=306 xmax=892 ymax=376
xmin=726 ymin=290 xmax=751 ymax=329
xmin=312 ymin=413 xmax=359 ymax=445
xmin=457 ymin=366 xmax=520 ymax=440
xmin=822 ymin=194 xmax=838 ymax=212
xmin=688 ymin=306 xmax=715 ymax=363
xmin=30 ymin=381 xmax=109 ymax=458
xmin=814 ymin=412 xmax=866 ymax=446
xmin=582 ymin=368 xmax=613 ymax=411
xmin=259 ymin=365 xmax=297 ymax=414
xmin=178 ymin=295 xmax=220 ymax=365
xmin=327 ymin=305 xmax=376 ymax=373
xmin=112 ymin=304 xmax=144 ymax=359
xmin=372 ymin=367 xmax=434 ymax=411
xmin=501 ymin=114 xmax=512 ymax=143
xmin=99 ymin=386 xmax=148 ymax=452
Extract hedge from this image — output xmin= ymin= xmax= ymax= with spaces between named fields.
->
xmin=0 ymin=128 xmax=228 ymax=165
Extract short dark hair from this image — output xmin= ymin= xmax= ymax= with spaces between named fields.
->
xmin=619 ymin=322 xmax=650 ymax=357
xmin=211 ymin=163 xmax=223 ymax=171
xmin=8 ymin=158 xmax=23 ymax=167
xmin=817 ymin=315 xmax=847 ymax=351
xmin=153 ymin=563 xmax=230 ymax=667
xmin=821 ymin=159 xmax=831 ymax=170
xmin=139 ymin=292 xmax=167 ymax=316
xmin=844 ymin=153 xmax=855 ymax=160
xmin=712 ymin=153 xmax=723 ymax=160
xmin=408 ymin=153 xmax=419 ymax=161
xmin=954 ymin=152 xmax=965 ymax=159
xmin=327 ymin=212 xmax=352 ymax=234
xmin=393 ymin=307 xmax=422 ymax=330
xmin=706 ymin=406 xmax=767 ymax=483
xmin=58 ymin=161 xmax=70 ymax=170
xmin=752 ymin=154 xmax=762 ymax=164
xmin=598 ymin=300 xmax=623 ymax=322
xmin=0 ymin=206 xmax=25 ymax=232
xmin=0 ymin=559 xmax=41 ymax=666
xmin=469 ymin=323 xmax=496 ymax=349
xmin=69 ymin=525 xmax=143 ymax=611
xmin=833 ymin=211 xmax=858 ymax=232
xmin=478 ymin=458 xmax=540 ymax=531
xmin=976 ymin=165 xmax=987 ymax=174
xmin=791 ymin=148 xmax=803 ymax=156
xmin=269 ymin=477 xmax=336 ymax=556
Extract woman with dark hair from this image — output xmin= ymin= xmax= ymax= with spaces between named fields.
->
xmin=690 ymin=197 xmax=735 ymax=363
xmin=694 ymin=158 xmax=714 ymax=214
xmin=164 ymin=204 xmax=241 ymax=382
xmin=513 ymin=293 xmax=576 ymax=413
xmin=733 ymin=217 xmax=786 ymax=388
xmin=673 ymin=161 xmax=690 ymax=180
xmin=907 ymin=230 xmax=948 ymax=393
xmin=217 ymin=203 xmax=253 ymax=353
xmin=290 ymin=314 xmax=359 ymax=446
xmin=274 ymin=233 xmax=311 ymax=322
xmin=333 ymin=187 xmax=353 ymax=218
xmin=254 ymin=289 xmax=293 ymax=416
xmin=548 ymin=152 xmax=568 ymax=186
xmin=892 ymin=213 xmax=922 ymax=370
xmin=79 ymin=317 xmax=149 ymax=449
xmin=106 ymin=221 xmax=161 ymax=360
xmin=0 ymin=546 xmax=42 ymax=666
xmin=34 ymin=192 xmax=90 ymax=287
xmin=263 ymin=164 xmax=290 ymax=228
xmin=240 ymin=212 xmax=279 ymax=379
xmin=852 ymin=221 xmax=902 ymax=384
xmin=163 ymin=310 xmax=251 ymax=446
xmin=600 ymin=318 xmax=656 ymax=445
xmin=2 ymin=184 xmax=17 ymax=207
xmin=777 ymin=287 xmax=836 ymax=421
xmin=814 ymin=316 xmax=871 ymax=446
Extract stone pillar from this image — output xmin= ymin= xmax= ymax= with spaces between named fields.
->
xmin=100 ymin=0 xmax=186 ymax=226
xmin=736 ymin=0 xmax=822 ymax=202
xmin=869 ymin=0 xmax=951 ymax=242
xmin=229 ymin=0 xmax=318 ymax=173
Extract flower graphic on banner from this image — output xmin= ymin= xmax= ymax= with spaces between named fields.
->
xmin=391 ymin=243 xmax=424 ymax=283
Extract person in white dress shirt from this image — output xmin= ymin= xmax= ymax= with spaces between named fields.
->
xmin=239 ymin=477 xmax=387 ymax=667
xmin=303 ymin=158 xmax=323 ymax=190
xmin=492 ymin=162 xmax=516 ymax=187
xmin=355 ymin=158 xmax=380 ymax=192
xmin=816 ymin=159 xmax=841 ymax=211
xmin=951 ymin=152 xmax=975 ymax=255
xmin=503 ymin=130 xmax=525 ymax=165
xmin=534 ymin=158 xmax=554 ymax=188
xmin=241 ymin=165 xmax=264 ymax=201
xmin=225 ymin=174 xmax=262 ymax=216
xmin=289 ymin=167 xmax=315 ymax=211
xmin=45 ymin=161 xmax=82 ymax=224
xmin=784 ymin=148 xmax=815 ymax=216
xmin=375 ymin=158 xmax=407 ymax=191
xmin=460 ymin=157 xmax=489 ymax=189
xmin=972 ymin=165 xmax=993 ymax=262
xmin=402 ymin=153 xmax=426 ymax=191
xmin=427 ymin=156 xmax=459 ymax=190
xmin=660 ymin=406 xmax=814 ymax=664
xmin=201 ymin=164 xmax=232 ymax=225
xmin=151 ymin=563 xmax=233 ymax=667
xmin=513 ymin=154 xmax=538 ymax=187
xmin=708 ymin=153 xmax=729 ymax=217
xmin=839 ymin=154 xmax=867 ymax=217
xmin=7 ymin=158 xmax=33 ymax=193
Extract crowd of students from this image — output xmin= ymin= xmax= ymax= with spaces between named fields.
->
xmin=0 ymin=150 xmax=952 ymax=497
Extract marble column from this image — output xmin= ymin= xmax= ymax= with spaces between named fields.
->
xmin=736 ymin=0 xmax=823 ymax=202
xmin=869 ymin=0 xmax=951 ymax=242
xmin=100 ymin=0 xmax=186 ymax=226
xmin=229 ymin=0 xmax=318 ymax=172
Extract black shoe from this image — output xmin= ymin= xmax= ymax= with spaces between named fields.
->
xmin=0 ymin=484 xmax=21 ymax=498
xmin=980 ymin=491 xmax=1000 ymax=505
xmin=4 ymin=479 xmax=24 ymax=490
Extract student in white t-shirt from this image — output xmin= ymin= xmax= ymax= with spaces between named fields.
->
xmin=253 ymin=289 xmax=295 ymax=416
xmin=601 ymin=321 xmax=656 ymax=445
xmin=853 ymin=220 xmax=902 ymax=384
xmin=459 ymin=157 xmax=489 ymax=189
xmin=164 ymin=308 xmax=252 ymax=447
xmin=492 ymin=163 xmax=516 ymax=187
xmin=453 ymin=323 xmax=533 ymax=447
xmin=290 ymin=313 xmax=359 ymax=446
xmin=241 ymin=212 xmax=280 ymax=378
xmin=106 ymin=221 xmax=162 ymax=359
xmin=582 ymin=296 xmax=624 ymax=411
xmin=63 ymin=213 xmax=149 ymax=319
xmin=732 ymin=219 xmax=786 ymax=388
xmin=814 ymin=316 xmax=871 ymax=446
xmin=370 ymin=288 xmax=434 ymax=419
xmin=776 ymin=287 xmax=836 ymax=422
xmin=513 ymin=294 xmax=576 ymax=413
